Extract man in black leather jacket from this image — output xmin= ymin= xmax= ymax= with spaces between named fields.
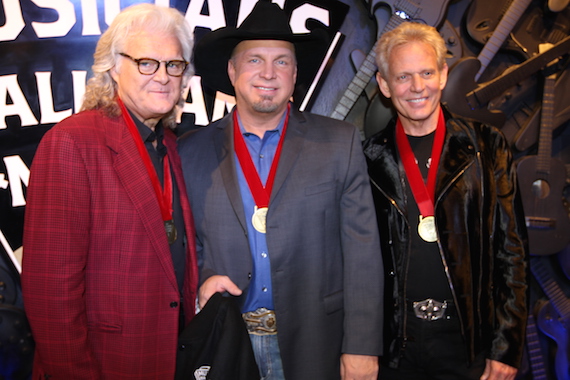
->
xmin=363 ymin=22 xmax=528 ymax=380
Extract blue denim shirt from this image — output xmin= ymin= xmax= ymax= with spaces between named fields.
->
xmin=235 ymin=110 xmax=287 ymax=313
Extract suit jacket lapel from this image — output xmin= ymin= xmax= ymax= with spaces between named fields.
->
xmin=270 ymin=107 xmax=305 ymax=203
xmin=107 ymin=116 xmax=179 ymax=291
xmin=216 ymin=114 xmax=248 ymax=231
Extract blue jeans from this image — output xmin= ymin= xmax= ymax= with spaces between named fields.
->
xmin=249 ymin=333 xmax=285 ymax=380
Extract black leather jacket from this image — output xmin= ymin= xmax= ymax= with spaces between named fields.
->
xmin=363 ymin=108 xmax=528 ymax=369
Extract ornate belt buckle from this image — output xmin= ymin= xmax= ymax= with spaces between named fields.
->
xmin=242 ymin=308 xmax=277 ymax=335
xmin=413 ymin=298 xmax=447 ymax=321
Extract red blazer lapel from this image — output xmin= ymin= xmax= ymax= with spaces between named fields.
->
xmin=107 ymin=118 xmax=179 ymax=292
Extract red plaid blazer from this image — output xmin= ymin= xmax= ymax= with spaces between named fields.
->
xmin=22 ymin=109 xmax=198 ymax=380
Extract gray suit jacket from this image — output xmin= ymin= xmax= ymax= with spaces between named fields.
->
xmin=179 ymin=107 xmax=383 ymax=380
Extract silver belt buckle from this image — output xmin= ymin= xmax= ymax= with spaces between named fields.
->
xmin=242 ymin=308 xmax=277 ymax=335
xmin=412 ymin=298 xmax=447 ymax=321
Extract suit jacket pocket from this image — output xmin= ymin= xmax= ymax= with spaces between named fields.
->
xmin=88 ymin=322 xmax=122 ymax=333
xmin=305 ymin=181 xmax=336 ymax=196
xmin=323 ymin=290 xmax=344 ymax=315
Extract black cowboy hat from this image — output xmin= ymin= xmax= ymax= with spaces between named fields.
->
xmin=193 ymin=0 xmax=327 ymax=96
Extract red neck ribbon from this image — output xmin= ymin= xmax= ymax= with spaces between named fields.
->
xmin=118 ymin=98 xmax=173 ymax=221
xmin=233 ymin=103 xmax=290 ymax=208
xmin=395 ymin=108 xmax=446 ymax=217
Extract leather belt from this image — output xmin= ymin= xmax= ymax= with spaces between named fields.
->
xmin=242 ymin=308 xmax=277 ymax=335
xmin=411 ymin=298 xmax=454 ymax=321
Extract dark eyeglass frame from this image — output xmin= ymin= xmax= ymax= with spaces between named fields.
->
xmin=119 ymin=53 xmax=188 ymax=77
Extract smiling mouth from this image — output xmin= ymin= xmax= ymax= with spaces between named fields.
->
xmin=408 ymin=97 xmax=427 ymax=103
xmin=255 ymin=86 xmax=277 ymax=91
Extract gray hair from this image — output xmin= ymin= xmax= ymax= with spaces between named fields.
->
xmin=81 ymin=4 xmax=193 ymax=128
xmin=375 ymin=22 xmax=446 ymax=79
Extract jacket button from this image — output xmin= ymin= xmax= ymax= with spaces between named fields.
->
xmin=248 ymin=273 xmax=252 ymax=279
xmin=170 ymin=301 xmax=178 ymax=308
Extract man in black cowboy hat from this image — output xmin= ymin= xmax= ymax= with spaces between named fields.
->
xmin=179 ymin=1 xmax=384 ymax=379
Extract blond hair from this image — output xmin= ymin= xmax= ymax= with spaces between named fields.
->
xmin=375 ymin=22 xmax=446 ymax=79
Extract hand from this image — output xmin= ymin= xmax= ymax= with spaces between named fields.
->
xmin=340 ymin=353 xmax=378 ymax=380
xmin=480 ymin=359 xmax=517 ymax=380
xmin=198 ymin=275 xmax=242 ymax=309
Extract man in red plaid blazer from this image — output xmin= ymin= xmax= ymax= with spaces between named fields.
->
xmin=21 ymin=4 xmax=198 ymax=379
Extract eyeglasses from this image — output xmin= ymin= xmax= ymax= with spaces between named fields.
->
xmin=119 ymin=53 xmax=188 ymax=77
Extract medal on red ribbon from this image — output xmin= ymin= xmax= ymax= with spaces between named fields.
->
xmin=395 ymin=109 xmax=446 ymax=243
xmin=118 ymin=98 xmax=177 ymax=244
xmin=251 ymin=206 xmax=268 ymax=234
xmin=234 ymin=104 xmax=290 ymax=234
xmin=417 ymin=215 xmax=437 ymax=242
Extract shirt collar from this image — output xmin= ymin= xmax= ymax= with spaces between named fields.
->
xmin=129 ymin=109 xmax=166 ymax=157
xmin=237 ymin=108 xmax=288 ymax=137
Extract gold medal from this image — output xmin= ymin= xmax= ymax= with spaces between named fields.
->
xmin=165 ymin=219 xmax=177 ymax=244
xmin=252 ymin=206 xmax=268 ymax=234
xmin=418 ymin=215 xmax=437 ymax=242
